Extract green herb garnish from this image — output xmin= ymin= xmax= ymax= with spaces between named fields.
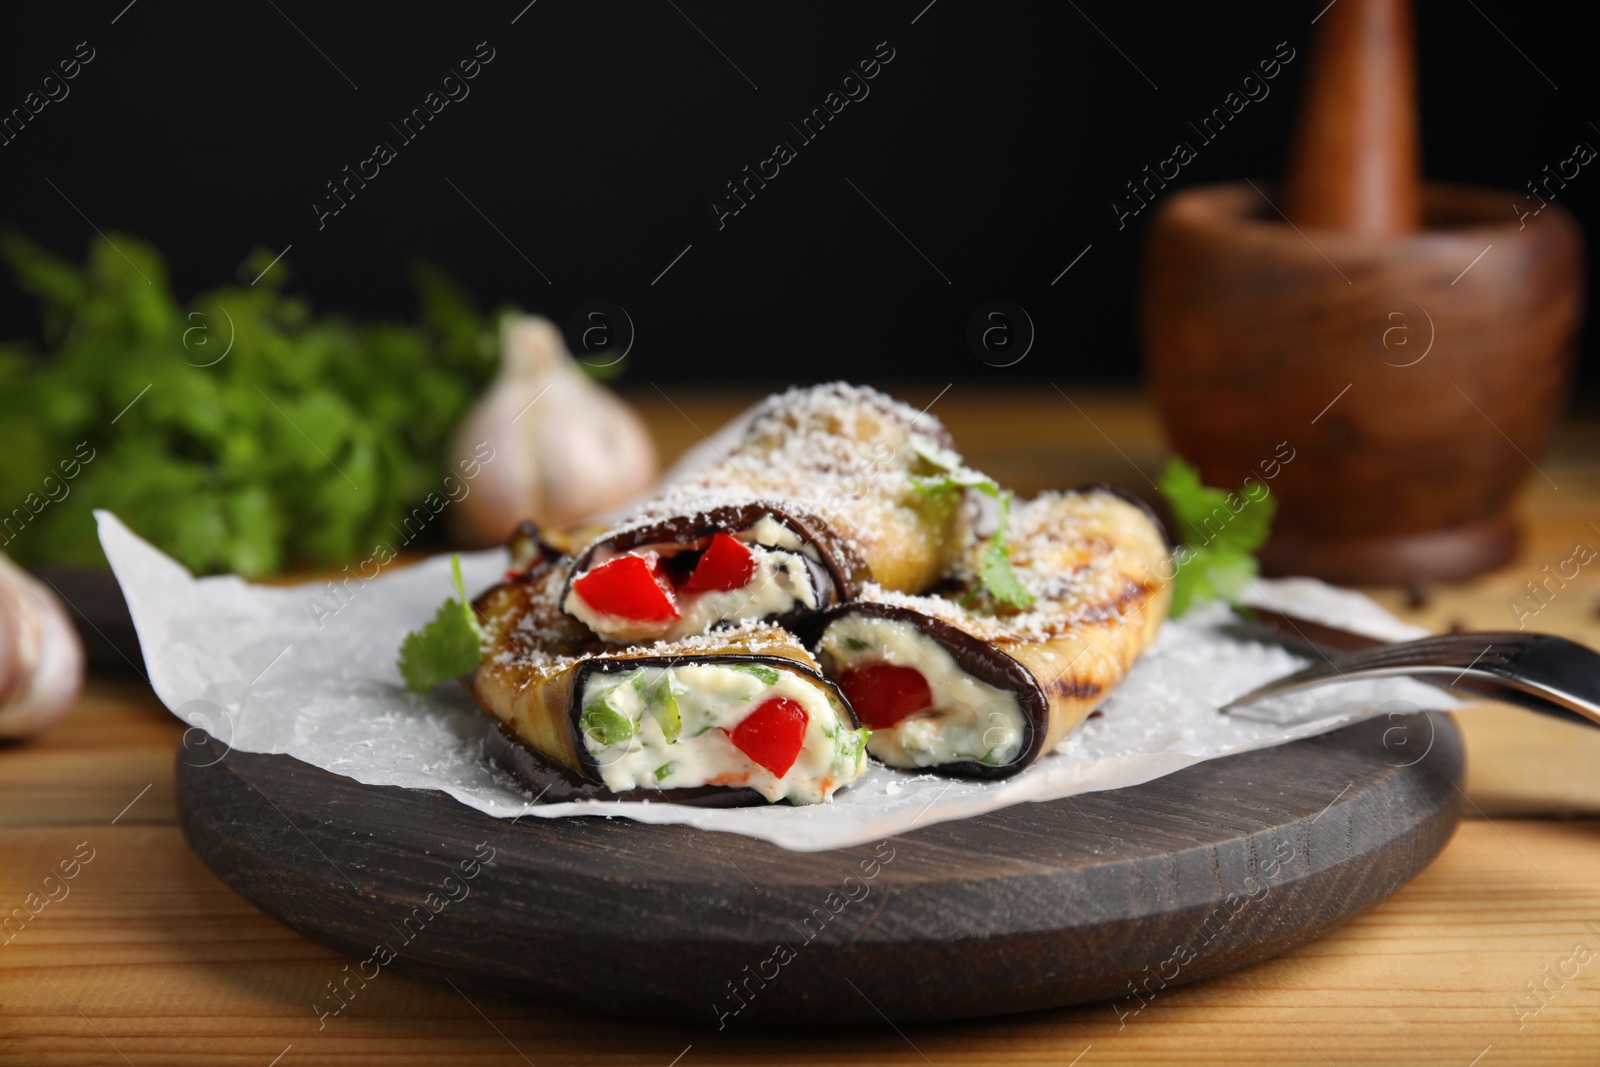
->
xmin=731 ymin=663 xmax=780 ymax=685
xmin=580 ymin=690 xmax=637 ymax=747
xmin=1158 ymin=457 xmax=1276 ymax=617
xmin=653 ymin=761 xmax=677 ymax=782
xmin=907 ymin=431 xmax=1001 ymax=498
xmin=397 ymin=555 xmax=483 ymax=693
xmin=842 ymin=636 xmax=869 ymax=652
xmin=0 ymin=234 xmax=498 ymax=576
xmin=911 ymin=470 xmax=1000 ymax=497
xmin=907 ymin=434 xmax=967 ymax=474
xmin=905 ymin=444 xmax=1029 ymax=609
xmin=972 ymin=491 xmax=1034 ymax=609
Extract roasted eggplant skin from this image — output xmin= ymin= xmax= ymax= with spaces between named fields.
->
xmin=561 ymin=501 xmax=871 ymax=616
xmin=576 ymin=653 xmax=854 ymax=780
xmin=799 ymin=602 xmax=1051 ymax=781
xmin=474 ymin=627 xmax=861 ymax=807
xmin=485 ymin=722 xmax=769 ymax=807
xmin=800 ymin=489 xmax=1172 ymax=780
xmin=1068 ymin=483 xmax=1173 ymax=550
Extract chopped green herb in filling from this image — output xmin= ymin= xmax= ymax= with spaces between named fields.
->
xmin=835 ymin=726 xmax=871 ymax=771
xmin=633 ymin=669 xmax=686 ymax=742
xmin=580 ymin=692 xmax=636 ymax=746
xmin=730 ymin=663 xmax=780 ymax=685
xmin=578 ymin=661 xmax=864 ymax=805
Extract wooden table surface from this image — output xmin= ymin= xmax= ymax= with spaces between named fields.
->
xmin=3 ymin=388 xmax=1599 ymax=1066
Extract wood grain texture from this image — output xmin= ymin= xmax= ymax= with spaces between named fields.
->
xmin=3 ymin=818 xmax=1597 ymax=1066
xmin=172 ymin=714 xmax=1460 ymax=1025
xmin=4 ymin=391 xmax=1600 ymax=1063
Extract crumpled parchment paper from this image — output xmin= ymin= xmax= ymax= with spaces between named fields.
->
xmin=98 ymin=510 xmax=1452 ymax=852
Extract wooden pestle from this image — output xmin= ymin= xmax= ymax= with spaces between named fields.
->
xmin=1142 ymin=0 xmax=1584 ymax=584
xmin=1282 ymin=0 xmax=1421 ymax=234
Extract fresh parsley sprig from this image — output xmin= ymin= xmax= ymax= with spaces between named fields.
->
xmin=397 ymin=555 xmax=485 ymax=692
xmin=908 ymin=435 xmax=1034 ymax=609
xmin=974 ymin=490 xmax=1034 ymax=609
xmin=910 ymin=468 xmax=1000 ymax=496
xmin=1158 ymin=457 xmax=1276 ymax=617
xmin=0 ymin=233 xmax=497 ymax=577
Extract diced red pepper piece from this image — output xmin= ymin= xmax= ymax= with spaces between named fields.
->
xmin=836 ymin=663 xmax=933 ymax=729
xmin=728 ymin=696 xmax=809 ymax=778
xmin=683 ymin=532 xmax=756 ymax=594
xmin=572 ymin=554 xmax=679 ymax=622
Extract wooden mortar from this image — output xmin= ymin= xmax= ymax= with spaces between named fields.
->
xmin=1143 ymin=0 xmax=1585 ymax=584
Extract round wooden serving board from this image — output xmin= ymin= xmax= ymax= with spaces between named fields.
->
xmin=176 ymin=711 xmax=1462 ymax=1026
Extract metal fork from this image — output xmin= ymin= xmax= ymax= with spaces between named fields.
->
xmin=1222 ymin=630 xmax=1600 ymax=729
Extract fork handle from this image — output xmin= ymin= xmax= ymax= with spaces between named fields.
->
xmin=1443 ymin=678 xmax=1600 ymax=730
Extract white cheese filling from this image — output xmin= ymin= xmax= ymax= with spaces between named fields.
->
xmin=819 ymin=615 xmax=1027 ymax=769
xmin=565 ymin=519 xmax=825 ymax=643
xmin=744 ymin=515 xmax=806 ymax=552
xmin=577 ymin=663 xmax=868 ymax=805
xmin=655 ymin=544 xmax=817 ymax=642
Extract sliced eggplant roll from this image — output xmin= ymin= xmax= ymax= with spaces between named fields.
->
xmin=471 ymin=560 xmax=868 ymax=806
xmin=685 ymin=383 xmax=981 ymax=594
xmin=562 ymin=383 xmax=998 ymax=643
xmin=559 ymin=503 xmax=868 ymax=645
xmin=804 ymin=489 xmax=1173 ymax=779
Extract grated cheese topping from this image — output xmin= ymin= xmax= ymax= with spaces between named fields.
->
xmin=590 ymin=383 xmax=987 ymax=596
xmin=850 ymin=490 xmax=1170 ymax=645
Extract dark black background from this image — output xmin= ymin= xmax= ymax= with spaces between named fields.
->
xmin=1 ymin=1 xmax=1593 ymax=387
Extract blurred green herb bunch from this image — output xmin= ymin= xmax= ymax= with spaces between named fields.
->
xmin=0 ymin=234 xmax=498 ymax=576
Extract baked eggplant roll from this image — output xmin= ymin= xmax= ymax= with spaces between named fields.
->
xmin=805 ymin=489 xmax=1172 ymax=779
xmin=470 ymin=549 xmax=869 ymax=806
xmin=561 ymin=383 xmax=994 ymax=643
xmin=559 ymin=503 xmax=868 ymax=645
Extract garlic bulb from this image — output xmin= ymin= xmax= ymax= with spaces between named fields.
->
xmin=449 ymin=315 xmax=658 ymax=547
xmin=0 ymin=553 xmax=84 ymax=739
